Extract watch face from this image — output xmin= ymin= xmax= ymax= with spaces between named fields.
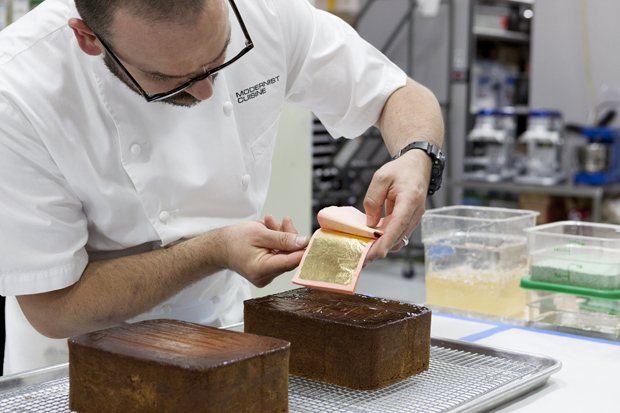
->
xmin=428 ymin=147 xmax=444 ymax=196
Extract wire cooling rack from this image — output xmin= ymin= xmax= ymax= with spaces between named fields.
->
xmin=0 ymin=337 xmax=560 ymax=413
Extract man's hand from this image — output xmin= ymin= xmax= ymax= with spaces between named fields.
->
xmin=364 ymin=149 xmax=430 ymax=262
xmin=219 ymin=217 xmax=308 ymax=287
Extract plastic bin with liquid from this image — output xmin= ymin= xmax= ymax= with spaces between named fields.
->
xmin=421 ymin=206 xmax=538 ymax=317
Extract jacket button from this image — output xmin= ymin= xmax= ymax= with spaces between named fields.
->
xmin=162 ymin=305 xmax=172 ymax=315
xmin=223 ymin=102 xmax=233 ymax=116
xmin=130 ymin=144 xmax=142 ymax=155
xmin=212 ymin=296 xmax=221 ymax=304
xmin=241 ymin=174 xmax=251 ymax=186
xmin=159 ymin=210 xmax=170 ymax=222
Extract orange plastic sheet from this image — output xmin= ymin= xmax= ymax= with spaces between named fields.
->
xmin=292 ymin=206 xmax=389 ymax=294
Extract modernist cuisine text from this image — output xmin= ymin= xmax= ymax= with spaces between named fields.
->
xmin=236 ymin=76 xmax=281 ymax=103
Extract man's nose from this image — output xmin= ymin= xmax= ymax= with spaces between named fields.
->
xmin=185 ymin=76 xmax=214 ymax=100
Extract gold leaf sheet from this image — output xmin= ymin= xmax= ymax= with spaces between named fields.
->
xmin=298 ymin=230 xmax=371 ymax=286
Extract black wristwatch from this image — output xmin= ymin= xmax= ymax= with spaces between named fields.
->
xmin=392 ymin=141 xmax=445 ymax=196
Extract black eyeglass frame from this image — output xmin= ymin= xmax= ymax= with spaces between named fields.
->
xmin=95 ymin=0 xmax=254 ymax=103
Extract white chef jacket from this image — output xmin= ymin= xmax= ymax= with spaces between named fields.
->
xmin=0 ymin=0 xmax=407 ymax=374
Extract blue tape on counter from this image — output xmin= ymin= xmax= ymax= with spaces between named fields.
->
xmin=434 ymin=312 xmax=620 ymax=347
xmin=435 ymin=312 xmax=503 ymax=327
xmin=458 ymin=325 xmax=513 ymax=343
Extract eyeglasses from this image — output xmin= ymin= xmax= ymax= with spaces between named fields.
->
xmin=95 ymin=0 xmax=254 ymax=103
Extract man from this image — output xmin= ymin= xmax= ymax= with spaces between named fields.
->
xmin=0 ymin=0 xmax=444 ymax=374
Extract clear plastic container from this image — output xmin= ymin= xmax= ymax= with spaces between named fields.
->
xmin=525 ymin=221 xmax=620 ymax=290
xmin=421 ymin=206 xmax=539 ymax=318
xmin=527 ymin=290 xmax=620 ymax=335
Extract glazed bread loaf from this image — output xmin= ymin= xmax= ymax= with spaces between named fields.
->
xmin=244 ymin=288 xmax=431 ymax=390
xmin=69 ymin=319 xmax=290 ymax=413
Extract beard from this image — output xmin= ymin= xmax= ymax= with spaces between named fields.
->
xmin=103 ymin=53 xmax=201 ymax=108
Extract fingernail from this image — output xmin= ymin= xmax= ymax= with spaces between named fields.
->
xmin=296 ymin=235 xmax=308 ymax=246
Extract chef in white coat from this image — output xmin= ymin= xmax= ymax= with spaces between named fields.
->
xmin=0 ymin=0 xmax=444 ymax=374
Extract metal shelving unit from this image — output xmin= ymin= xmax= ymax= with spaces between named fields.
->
xmin=452 ymin=0 xmax=620 ymax=223
xmin=448 ymin=0 xmax=535 ymax=206
xmin=473 ymin=26 xmax=530 ymax=43
xmin=450 ymin=181 xmax=620 ymax=222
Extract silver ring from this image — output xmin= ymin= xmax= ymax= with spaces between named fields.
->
xmin=402 ymin=236 xmax=409 ymax=247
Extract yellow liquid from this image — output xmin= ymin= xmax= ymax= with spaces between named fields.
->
xmin=425 ymin=268 xmax=528 ymax=319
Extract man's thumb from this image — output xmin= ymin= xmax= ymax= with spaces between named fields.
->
xmin=274 ymin=232 xmax=308 ymax=251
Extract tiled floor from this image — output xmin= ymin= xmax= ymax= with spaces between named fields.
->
xmin=355 ymin=257 xmax=426 ymax=305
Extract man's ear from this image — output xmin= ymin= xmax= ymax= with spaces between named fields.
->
xmin=68 ymin=18 xmax=103 ymax=56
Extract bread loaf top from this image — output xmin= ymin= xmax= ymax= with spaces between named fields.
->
xmin=245 ymin=288 xmax=430 ymax=327
xmin=69 ymin=319 xmax=290 ymax=368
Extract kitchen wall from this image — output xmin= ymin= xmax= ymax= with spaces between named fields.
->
xmin=530 ymin=0 xmax=620 ymax=128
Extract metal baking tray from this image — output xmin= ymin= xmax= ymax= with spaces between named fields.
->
xmin=0 ymin=336 xmax=560 ymax=412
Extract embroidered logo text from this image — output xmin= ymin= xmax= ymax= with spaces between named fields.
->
xmin=236 ymin=76 xmax=281 ymax=104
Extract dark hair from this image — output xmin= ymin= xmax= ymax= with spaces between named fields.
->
xmin=75 ymin=0 xmax=208 ymax=44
